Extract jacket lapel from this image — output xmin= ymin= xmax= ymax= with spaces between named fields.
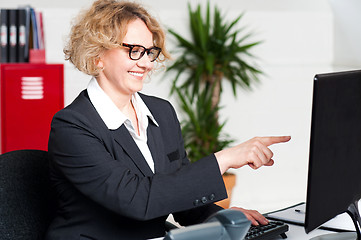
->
xmin=111 ymin=126 xmax=153 ymax=176
xmin=79 ymin=90 xmax=158 ymax=177
xmin=147 ymin=120 xmax=167 ymax=174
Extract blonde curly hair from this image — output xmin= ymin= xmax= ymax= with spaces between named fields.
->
xmin=64 ymin=0 xmax=170 ymax=76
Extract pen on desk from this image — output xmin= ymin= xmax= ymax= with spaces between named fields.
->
xmin=295 ymin=209 xmax=305 ymax=214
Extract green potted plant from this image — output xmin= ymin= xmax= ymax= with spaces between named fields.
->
xmin=167 ymin=2 xmax=263 ymax=208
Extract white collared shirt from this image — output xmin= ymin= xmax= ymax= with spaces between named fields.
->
xmin=87 ymin=77 xmax=158 ymax=173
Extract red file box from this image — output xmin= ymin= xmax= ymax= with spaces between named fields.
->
xmin=0 ymin=64 xmax=64 ymax=153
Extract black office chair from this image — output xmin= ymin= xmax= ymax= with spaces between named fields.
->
xmin=0 ymin=149 xmax=56 ymax=240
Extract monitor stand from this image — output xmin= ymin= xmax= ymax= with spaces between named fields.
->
xmin=311 ymin=201 xmax=361 ymax=240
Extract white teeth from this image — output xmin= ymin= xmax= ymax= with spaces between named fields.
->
xmin=129 ymin=72 xmax=143 ymax=77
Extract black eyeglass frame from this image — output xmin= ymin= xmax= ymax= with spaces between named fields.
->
xmin=121 ymin=43 xmax=161 ymax=62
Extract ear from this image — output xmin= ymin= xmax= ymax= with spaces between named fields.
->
xmin=95 ymin=57 xmax=104 ymax=69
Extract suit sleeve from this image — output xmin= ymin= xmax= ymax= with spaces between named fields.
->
xmin=48 ymin=98 xmax=227 ymax=222
xmin=150 ymin=97 xmax=226 ymax=225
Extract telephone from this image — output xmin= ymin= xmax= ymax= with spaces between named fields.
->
xmin=163 ymin=209 xmax=251 ymax=240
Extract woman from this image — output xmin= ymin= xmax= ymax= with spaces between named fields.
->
xmin=46 ymin=1 xmax=290 ymax=239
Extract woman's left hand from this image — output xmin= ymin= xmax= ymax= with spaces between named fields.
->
xmin=230 ymin=207 xmax=269 ymax=226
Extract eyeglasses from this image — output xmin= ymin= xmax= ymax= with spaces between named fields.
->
xmin=121 ymin=43 xmax=161 ymax=62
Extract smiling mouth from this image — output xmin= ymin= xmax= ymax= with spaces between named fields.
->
xmin=129 ymin=71 xmax=144 ymax=77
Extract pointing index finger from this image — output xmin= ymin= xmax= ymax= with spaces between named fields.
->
xmin=260 ymin=136 xmax=291 ymax=147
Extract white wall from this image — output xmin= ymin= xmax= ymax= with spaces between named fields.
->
xmin=2 ymin=0 xmax=360 ymax=213
xmin=329 ymin=0 xmax=361 ymax=69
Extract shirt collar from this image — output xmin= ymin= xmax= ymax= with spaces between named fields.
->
xmin=87 ymin=77 xmax=159 ymax=130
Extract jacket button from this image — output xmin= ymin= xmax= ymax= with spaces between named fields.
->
xmin=209 ymin=194 xmax=215 ymax=201
xmin=201 ymin=197 xmax=208 ymax=204
xmin=193 ymin=199 xmax=200 ymax=206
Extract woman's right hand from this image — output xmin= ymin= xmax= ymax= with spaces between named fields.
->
xmin=215 ymin=136 xmax=291 ymax=174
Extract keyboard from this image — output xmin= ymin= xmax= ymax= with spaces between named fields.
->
xmin=244 ymin=220 xmax=289 ymax=239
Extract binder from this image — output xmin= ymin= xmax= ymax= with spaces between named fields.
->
xmin=0 ymin=9 xmax=9 ymax=63
xmin=1 ymin=6 xmax=44 ymax=63
xmin=8 ymin=9 xmax=17 ymax=63
xmin=37 ymin=11 xmax=45 ymax=50
xmin=28 ymin=8 xmax=45 ymax=63
xmin=30 ymin=8 xmax=39 ymax=50
xmin=17 ymin=9 xmax=28 ymax=62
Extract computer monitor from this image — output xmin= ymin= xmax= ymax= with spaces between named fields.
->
xmin=305 ymin=69 xmax=361 ymax=240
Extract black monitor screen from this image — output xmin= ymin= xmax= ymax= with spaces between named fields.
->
xmin=305 ymin=69 xmax=361 ymax=234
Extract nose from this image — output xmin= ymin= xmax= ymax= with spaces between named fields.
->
xmin=137 ymin=54 xmax=154 ymax=70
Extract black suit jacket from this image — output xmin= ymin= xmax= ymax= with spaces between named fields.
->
xmin=45 ymin=90 xmax=227 ymax=240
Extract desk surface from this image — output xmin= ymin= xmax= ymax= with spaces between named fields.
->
xmin=272 ymin=224 xmax=335 ymax=240
xmin=163 ymin=207 xmax=347 ymax=240
xmin=159 ymin=222 xmax=343 ymax=240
